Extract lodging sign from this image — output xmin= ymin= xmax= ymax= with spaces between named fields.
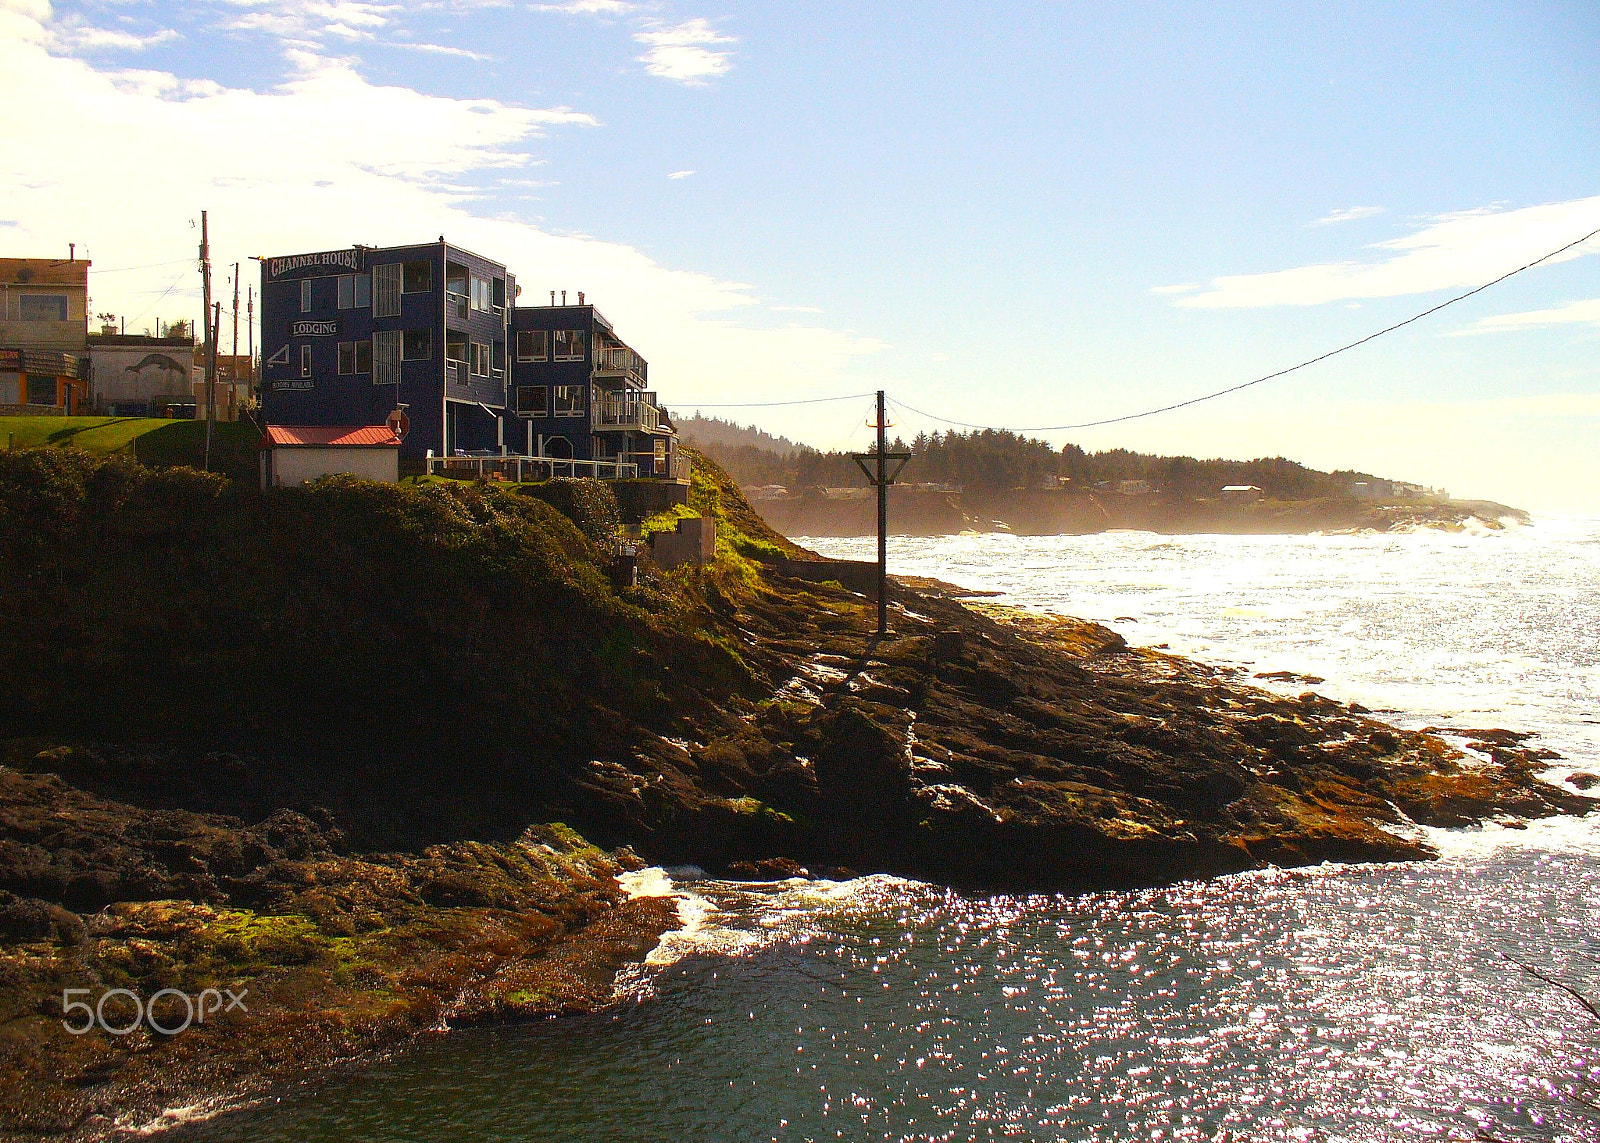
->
xmin=267 ymin=249 xmax=361 ymax=279
xmin=292 ymin=320 xmax=339 ymax=336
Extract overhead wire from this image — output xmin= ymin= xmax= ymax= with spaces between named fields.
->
xmin=886 ymin=223 xmax=1600 ymax=434
xmin=674 ymin=391 xmax=877 ymax=409
xmin=88 ymin=258 xmax=194 ymax=275
xmin=121 ymin=268 xmax=192 ymax=327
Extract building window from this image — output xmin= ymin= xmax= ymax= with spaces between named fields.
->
xmin=517 ymin=385 xmax=549 ymax=416
xmin=470 ymin=275 xmax=494 ymax=313
xmin=402 ymin=261 xmax=432 ymax=293
xmin=300 ymin=280 xmax=311 ymax=313
xmin=372 ymin=263 xmax=402 ymax=318
xmin=300 ymin=344 xmax=312 ymax=377
xmin=516 ymin=330 xmax=548 ymax=361
xmin=469 ymin=341 xmax=490 ymax=377
xmin=19 ymin=294 xmax=68 ymax=322
xmin=337 ymin=273 xmax=371 ymax=310
xmin=493 ymin=340 xmax=505 ymax=373
xmin=25 ymin=375 xmax=56 ymax=405
xmin=373 ymin=330 xmax=401 ymax=387
xmin=402 ymin=328 xmax=432 ymax=360
xmin=553 ymin=329 xmax=585 ymax=361
xmin=553 ymin=384 xmax=584 ymax=416
xmin=338 ymin=339 xmax=372 ymax=374
xmin=493 ymin=278 xmax=506 ymax=310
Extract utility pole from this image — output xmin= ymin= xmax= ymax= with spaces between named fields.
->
xmin=208 ymin=302 xmax=221 ymax=458
xmin=852 ymin=390 xmax=911 ymax=637
xmin=246 ymin=286 xmax=254 ymax=401
xmin=199 ymin=211 xmax=216 ymax=471
xmin=231 ymin=262 xmax=240 ymax=376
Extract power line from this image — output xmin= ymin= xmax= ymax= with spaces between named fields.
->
xmin=888 ymin=223 xmax=1600 ymax=434
xmin=675 ymin=392 xmax=878 ymax=409
xmin=122 ymin=268 xmax=191 ymax=327
xmin=88 ymin=258 xmax=194 ymax=275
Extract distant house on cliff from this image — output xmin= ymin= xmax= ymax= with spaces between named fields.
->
xmin=1117 ymin=479 xmax=1152 ymax=497
xmin=1220 ymin=485 xmax=1262 ymax=503
xmin=745 ymin=484 xmax=790 ymax=501
xmin=1351 ymin=480 xmax=1390 ymax=499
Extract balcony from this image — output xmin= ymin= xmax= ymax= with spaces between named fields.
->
xmin=594 ymin=390 xmax=661 ymax=432
xmin=446 ymin=292 xmax=470 ymax=322
xmin=593 ymin=345 xmax=646 ymax=380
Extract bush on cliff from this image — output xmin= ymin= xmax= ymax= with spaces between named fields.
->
xmin=0 ymin=450 xmax=758 ymax=840
xmin=517 ymin=477 xmax=622 ymax=546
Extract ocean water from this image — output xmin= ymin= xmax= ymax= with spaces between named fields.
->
xmin=177 ymin=520 xmax=1600 ymax=1143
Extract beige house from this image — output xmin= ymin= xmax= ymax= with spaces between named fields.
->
xmin=0 ymin=255 xmax=90 ymax=412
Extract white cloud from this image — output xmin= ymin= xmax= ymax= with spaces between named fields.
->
xmin=0 ymin=6 xmax=879 ymax=405
xmin=218 ymin=0 xmax=396 ymax=48
xmin=533 ymin=0 xmax=640 ymax=14
xmin=1176 ymin=195 xmax=1600 ymax=309
xmin=59 ymin=25 xmax=180 ymax=51
xmin=634 ymin=17 xmax=733 ymax=84
xmin=1149 ymin=282 xmax=1198 ymax=296
xmin=666 ymin=168 xmax=695 ymax=179
xmin=769 ymin=304 xmax=822 ymax=314
xmin=1310 ymin=205 xmax=1384 ymax=227
xmin=392 ymin=41 xmax=491 ymax=60
xmin=1467 ymin=297 xmax=1600 ymax=333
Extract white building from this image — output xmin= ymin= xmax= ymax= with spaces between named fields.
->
xmin=260 ymin=424 xmax=401 ymax=488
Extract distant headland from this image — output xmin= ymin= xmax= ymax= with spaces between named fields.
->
xmin=677 ymin=414 xmax=1526 ymax=537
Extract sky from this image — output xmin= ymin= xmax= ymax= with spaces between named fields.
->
xmin=2 ymin=0 xmax=1598 ymax=511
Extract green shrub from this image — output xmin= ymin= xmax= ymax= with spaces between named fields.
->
xmin=518 ymin=478 xmax=621 ymax=546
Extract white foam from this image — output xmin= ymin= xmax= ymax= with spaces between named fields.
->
xmin=1421 ymin=812 xmax=1600 ymax=861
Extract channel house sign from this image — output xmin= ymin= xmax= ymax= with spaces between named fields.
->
xmin=268 ymin=249 xmax=361 ymax=278
xmin=293 ymin=320 xmax=339 ymax=336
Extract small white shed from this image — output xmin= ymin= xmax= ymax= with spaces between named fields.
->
xmin=260 ymin=424 xmax=401 ymax=489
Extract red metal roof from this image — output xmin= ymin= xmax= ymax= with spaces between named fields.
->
xmin=264 ymin=425 xmax=402 ymax=448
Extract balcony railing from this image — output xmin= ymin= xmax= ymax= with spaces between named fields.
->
xmin=594 ymin=391 xmax=661 ymax=432
xmin=446 ymin=292 xmax=469 ymax=321
xmin=593 ymin=346 xmax=645 ymax=377
xmin=427 ymin=453 xmax=639 ymax=481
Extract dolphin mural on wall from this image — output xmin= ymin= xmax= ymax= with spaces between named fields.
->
xmin=128 ymin=353 xmax=187 ymax=374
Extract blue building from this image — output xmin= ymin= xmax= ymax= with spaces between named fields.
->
xmin=260 ymin=240 xmax=512 ymax=460
xmin=508 ymin=296 xmax=683 ymax=479
xmin=259 ymin=243 xmax=682 ymax=481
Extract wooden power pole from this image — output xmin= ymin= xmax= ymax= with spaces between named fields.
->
xmin=852 ymin=390 xmax=910 ymax=637
xmin=199 ymin=211 xmax=216 ymax=472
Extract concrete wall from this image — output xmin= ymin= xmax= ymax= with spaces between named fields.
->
xmin=612 ymin=478 xmax=689 ymax=524
xmin=650 ymin=516 xmax=715 ymax=570
xmin=263 ymin=446 xmax=399 ymax=489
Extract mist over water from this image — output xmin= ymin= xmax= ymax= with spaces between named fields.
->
xmin=179 ymin=521 xmax=1600 ymax=1143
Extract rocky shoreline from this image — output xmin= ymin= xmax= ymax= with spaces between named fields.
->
xmin=0 ymin=447 xmax=1587 ymax=1137
xmin=0 ymin=773 xmax=677 ymax=1140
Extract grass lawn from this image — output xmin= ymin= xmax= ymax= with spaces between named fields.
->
xmin=0 ymin=416 xmax=263 ymax=483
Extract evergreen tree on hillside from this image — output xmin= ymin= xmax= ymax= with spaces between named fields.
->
xmin=680 ymin=418 xmax=1393 ymax=499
